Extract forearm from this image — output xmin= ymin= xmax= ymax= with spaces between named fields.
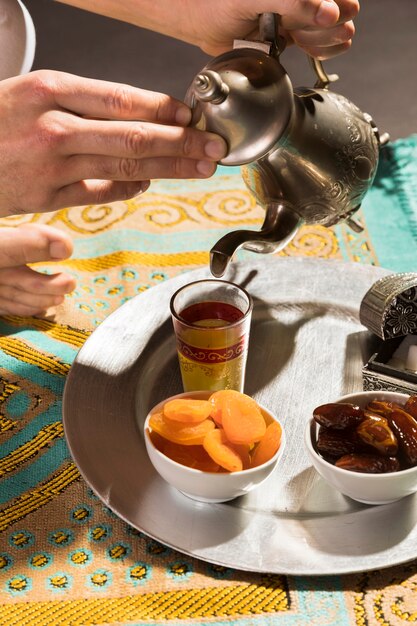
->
xmin=54 ymin=1 xmax=358 ymax=60
xmin=55 ymin=0 xmax=200 ymax=46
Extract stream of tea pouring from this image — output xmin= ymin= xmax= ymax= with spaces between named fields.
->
xmin=185 ymin=13 xmax=389 ymax=277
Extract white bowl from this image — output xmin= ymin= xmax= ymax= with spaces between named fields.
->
xmin=304 ymin=390 xmax=417 ymax=505
xmin=144 ymin=390 xmax=285 ymax=503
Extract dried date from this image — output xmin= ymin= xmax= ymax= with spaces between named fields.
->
xmin=365 ymin=400 xmax=402 ymax=418
xmin=316 ymin=427 xmax=359 ymax=458
xmin=335 ymin=453 xmax=400 ymax=474
xmin=356 ymin=416 xmax=398 ymax=456
xmin=363 ymin=409 xmax=389 ymax=421
xmin=404 ymin=395 xmax=417 ymax=420
xmin=313 ymin=403 xmax=364 ymax=430
xmin=388 ymin=407 xmax=417 ymax=466
xmin=312 ymin=395 xmax=417 ymax=473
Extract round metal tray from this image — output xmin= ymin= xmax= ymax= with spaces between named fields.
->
xmin=63 ymin=257 xmax=417 ymax=575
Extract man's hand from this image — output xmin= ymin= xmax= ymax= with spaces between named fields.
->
xmin=56 ymin=0 xmax=360 ymax=60
xmin=0 ymin=70 xmax=227 ymax=216
xmin=186 ymin=0 xmax=359 ymax=58
xmin=0 ymin=224 xmax=76 ymax=316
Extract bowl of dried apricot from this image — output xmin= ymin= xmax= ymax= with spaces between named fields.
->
xmin=305 ymin=390 xmax=417 ymax=505
xmin=144 ymin=390 xmax=285 ymax=502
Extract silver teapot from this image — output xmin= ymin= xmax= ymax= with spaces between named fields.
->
xmin=185 ymin=14 xmax=389 ymax=277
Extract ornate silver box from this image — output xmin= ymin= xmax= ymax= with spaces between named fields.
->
xmin=360 ymin=273 xmax=417 ymax=394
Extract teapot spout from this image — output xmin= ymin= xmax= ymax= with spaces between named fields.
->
xmin=209 ymin=203 xmax=301 ymax=277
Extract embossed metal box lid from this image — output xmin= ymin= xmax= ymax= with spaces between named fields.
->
xmin=359 ymin=273 xmax=417 ymax=340
xmin=360 ymin=273 xmax=417 ymax=393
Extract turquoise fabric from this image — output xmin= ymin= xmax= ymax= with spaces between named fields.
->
xmin=361 ymin=134 xmax=417 ymax=271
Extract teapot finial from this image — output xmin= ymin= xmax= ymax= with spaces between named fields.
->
xmin=193 ymin=71 xmax=229 ymax=104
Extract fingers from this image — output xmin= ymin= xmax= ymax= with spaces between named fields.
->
xmin=0 ymin=71 xmax=228 ymax=216
xmin=0 ymin=224 xmax=76 ymax=316
xmin=255 ymin=0 xmax=359 ymax=59
xmin=33 ymin=118 xmax=226 ymax=207
xmin=290 ymin=19 xmax=355 ymax=45
xmin=52 ymin=179 xmax=153 ymax=209
xmin=0 ymin=266 xmax=76 ymax=316
xmin=32 ymin=71 xmax=193 ymax=126
xmin=289 ymin=19 xmax=355 ymax=58
xmin=277 ymin=0 xmax=358 ymax=29
xmin=277 ymin=0 xmax=340 ymax=30
xmin=0 ymin=223 xmax=73 ymax=268
xmin=295 ymin=39 xmax=352 ymax=59
xmin=64 ymin=117 xmax=227 ymax=161
xmin=27 ymin=110 xmax=226 ymax=206
xmin=0 ymin=265 xmax=75 ymax=296
xmin=331 ymin=0 xmax=360 ymax=23
xmin=0 ymin=296 xmax=50 ymax=317
xmin=64 ymin=153 xmax=219 ymax=187
xmin=49 ymin=158 xmax=216 ymax=208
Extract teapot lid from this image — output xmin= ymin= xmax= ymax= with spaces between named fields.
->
xmin=185 ymin=46 xmax=294 ymax=165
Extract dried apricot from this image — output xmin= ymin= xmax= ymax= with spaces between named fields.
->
xmin=149 ymin=392 xmax=281 ymax=474
xmin=149 ymin=411 xmax=215 ymax=445
xmin=221 ymin=394 xmax=266 ymax=445
xmin=162 ymin=441 xmax=220 ymax=472
xmin=251 ymin=421 xmax=282 ymax=467
xmin=163 ymin=398 xmax=212 ymax=423
xmin=203 ymin=428 xmax=244 ymax=472
xmin=230 ymin=443 xmax=252 ymax=470
xmin=209 ymin=390 xmax=244 ymax=425
xmin=148 ymin=429 xmax=167 ymax=452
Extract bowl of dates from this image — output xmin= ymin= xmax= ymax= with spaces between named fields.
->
xmin=304 ymin=391 xmax=417 ymax=505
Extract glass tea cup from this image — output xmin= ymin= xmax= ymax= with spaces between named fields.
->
xmin=170 ymin=280 xmax=253 ymax=392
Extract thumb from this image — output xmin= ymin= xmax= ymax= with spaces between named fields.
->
xmin=277 ymin=0 xmax=340 ymax=30
xmin=0 ymin=223 xmax=73 ymax=268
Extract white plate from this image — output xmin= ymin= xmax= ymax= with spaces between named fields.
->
xmin=63 ymin=257 xmax=417 ymax=575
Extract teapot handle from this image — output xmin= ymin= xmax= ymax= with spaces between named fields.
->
xmin=258 ymin=13 xmax=286 ymax=56
xmin=233 ymin=12 xmax=286 ymax=56
xmin=257 ymin=13 xmax=340 ymax=89
xmin=308 ymin=57 xmax=339 ymax=89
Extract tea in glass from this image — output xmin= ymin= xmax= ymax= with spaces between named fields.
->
xmin=170 ymin=280 xmax=252 ymax=392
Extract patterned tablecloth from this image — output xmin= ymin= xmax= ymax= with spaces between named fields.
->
xmin=1 ymin=136 xmax=417 ymax=626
